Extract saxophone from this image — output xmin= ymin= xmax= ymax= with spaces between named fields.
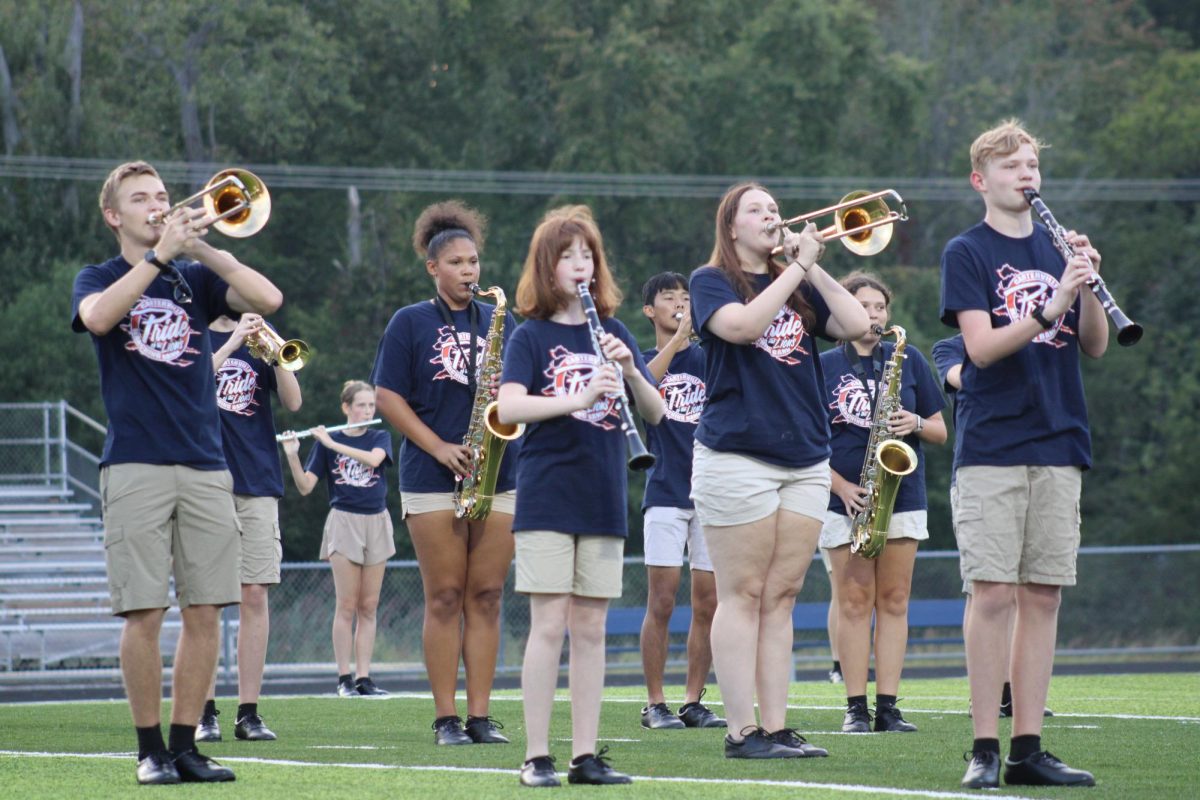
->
xmin=848 ymin=325 xmax=918 ymax=559
xmin=453 ymin=284 xmax=525 ymax=520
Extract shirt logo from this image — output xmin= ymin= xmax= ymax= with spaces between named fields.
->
xmin=430 ymin=326 xmax=485 ymax=384
xmin=215 ymin=358 xmax=261 ymax=416
xmin=332 ymin=454 xmax=380 ymax=488
xmin=829 ymin=373 xmax=875 ymax=428
xmin=992 ymin=264 xmax=1074 ymax=348
xmin=542 ymin=345 xmax=617 ymax=430
xmin=753 ymin=306 xmax=809 ymax=365
xmin=121 ymin=297 xmax=202 ymax=367
xmin=660 ymin=372 xmax=705 ymax=424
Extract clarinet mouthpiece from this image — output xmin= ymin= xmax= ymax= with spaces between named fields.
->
xmin=1022 ymin=188 xmax=1040 ymax=204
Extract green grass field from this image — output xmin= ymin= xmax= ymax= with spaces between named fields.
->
xmin=1 ymin=672 xmax=1196 ymax=799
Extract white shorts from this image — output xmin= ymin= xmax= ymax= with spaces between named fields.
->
xmin=690 ymin=442 xmax=831 ymax=527
xmin=819 ymin=509 xmax=929 ymax=549
xmin=401 ymin=490 xmax=516 ymax=518
xmin=643 ymin=506 xmax=712 ymax=572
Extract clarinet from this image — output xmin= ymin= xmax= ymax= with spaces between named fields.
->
xmin=1023 ymin=189 xmax=1143 ymax=347
xmin=576 ymin=281 xmax=656 ymax=471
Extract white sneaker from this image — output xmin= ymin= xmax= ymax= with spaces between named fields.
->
xmin=828 ymin=669 xmax=844 ymax=684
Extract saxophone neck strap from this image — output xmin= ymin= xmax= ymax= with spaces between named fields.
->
xmin=432 ymin=294 xmax=480 ymax=391
xmin=845 ymin=341 xmax=884 ymax=416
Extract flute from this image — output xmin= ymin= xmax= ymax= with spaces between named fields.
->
xmin=275 ymin=419 xmax=382 ymax=442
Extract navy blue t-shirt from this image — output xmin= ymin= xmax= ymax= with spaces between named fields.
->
xmin=501 ymin=317 xmax=653 ymax=537
xmin=370 ymin=299 xmax=519 ymax=494
xmin=210 ymin=327 xmax=285 ymax=497
xmin=932 ymin=334 xmax=966 ymax=486
xmin=689 ymin=267 xmax=834 ymax=468
xmin=641 ymin=344 xmax=706 ymax=511
xmin=303 ymin=428 xmax=394 ymax=514
xmin=940 ymin=221 xmax=1091 ymax=470
xmin=820 ymin=342 xmax=945 ymax=516
xmin=71 ymin=255 xmax=234 ymax=469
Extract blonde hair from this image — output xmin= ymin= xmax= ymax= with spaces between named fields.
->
xmin=970 ymin=119 xmax=1046 ymax=174
xmin=340 ymin=380 xmax=374 ymax=407
xmin=515 ymin=205 xmax=623 ymax=320
xmin=98 ymin=161 xmax=161 ymax=239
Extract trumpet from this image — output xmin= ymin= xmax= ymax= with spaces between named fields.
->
xmin=246 ymin=325 xmax=310 ymax=371
xmin=769 ymin=189 xmax=907 ymax=257
xmin=673 ymin=312 xmax=700 ymax=343
xmin=148 ymin=168 xmax=271 ymax=238
xmin=275 ymin=419 xmax=381 ymax=442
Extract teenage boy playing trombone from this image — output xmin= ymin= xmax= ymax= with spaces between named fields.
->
xmin=72 ymin=161 xmax=282 ymax=784
xmin=940 ymin=122 xmax=1106 ymax=790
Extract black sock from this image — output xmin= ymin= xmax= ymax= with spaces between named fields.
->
xmin=168 ymin=723 xmax=196 ymax=755
xmin=876 ymin=693 xmax=897 ymax=709
xmin=570 ymin=753 xmax=593 ymax=767
xmin=973 ymin=737 xmax=1001 ymax=755
xmin=1001 ymin=682 xmax=1013 ymax=706
xmin=136 ymin=725 xmax=165 ymax=760
xmin=847 ymin=694 xmax=868 ymax=709
xmin=203 ymin=698 xmax=217 ymax=717
xmin=338 ymin=673 xmax=353 ymax=684
xmin=1010 ymin=734 xmax=1041 ymax=761
xmin=831 ymin=660 xmax=841 ymax=673
xmin=354 ymin=676 xmax=370 ymax=685
xmin=237 ymin=703 xmax=257 ymax=720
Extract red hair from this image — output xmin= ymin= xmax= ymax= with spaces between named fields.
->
xmin=515 ymin=205 xmax=623 ymax=319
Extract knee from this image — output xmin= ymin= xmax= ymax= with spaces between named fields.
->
xmin=876 ymin=585 xmax=911 ymax=618
xmin=645 ymin=589 xmax=676 ymax=622
xmin=839 ymin=586 xmax=874 ymax=623
xmin=241 ymin=585 xmax=269 ymax=614
xmin=1021 ymin=586 xmax=1062 ymax=616
xmin=426 ymin=585 xmax=464 ymax=620
xmin=972 ymin=586 xmax=1017 ymax=619
xmin=466 ymin=585 xmax=503 ymax=618
xmin=569 ymin=620 xmax=605 ymax=649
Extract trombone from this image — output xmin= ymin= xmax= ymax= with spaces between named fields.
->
xmin=769 ymin=189 xmax=907 ymax=257
xmin=247 ymin=326 xmax=310 ymax=372
xmin=148 ymin=168 xmax=271 ymax=238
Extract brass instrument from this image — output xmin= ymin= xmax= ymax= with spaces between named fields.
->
xmin=148 ymin=168 xmax=271 ymax=238
xmin=455 ymin=284 xmax=525 ymax=520
xmin=1023 ymin=189 xmax=1142 ymax=347
xmin=247 ymin=325 xmax=310 ymax=372
xmin=673 ymin=312 xmax=700 ymax=343
xmin=769 ymin=189 xmax=907 ymax=257
xmin=276 ymin=419 xmax=381 ymax=442
xmin=849 ymin=325 xmax=918 ymax=559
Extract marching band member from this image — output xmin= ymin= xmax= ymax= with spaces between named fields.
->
xmin=72 ymin=160 xmax=282 ymax=784
xmin=497 ymin=205 xmax=664 ymax=787
xmin=371 ymin=201 xmax=518 ymax=745
xmin=280 ymin=381 xmax=394 ymax=699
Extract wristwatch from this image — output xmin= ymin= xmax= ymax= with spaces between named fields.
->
xmin=915 ymin=416 xmax=924 ymax=434
xmin=144 ymin=249 xmax=170 ymax=272
xmin=1031 ymin=303 xmax=1055 ymax=330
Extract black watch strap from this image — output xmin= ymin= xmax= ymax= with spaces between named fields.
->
xmin=144 ymin=250 xmax=170 ymax=272
xmin=1031 ymin=304 xmax=1055 ymax=330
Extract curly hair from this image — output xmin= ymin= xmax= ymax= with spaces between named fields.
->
xmin=411 ymin=200 xmax=487 ymax=260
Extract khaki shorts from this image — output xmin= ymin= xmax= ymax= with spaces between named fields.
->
xmin=691 ymin=442 xmax=831 ymax=527
xmin=643 ymin=506 xmax=712 ymax=571
xmin=818 ymin=546 xmax=833 ymax=573
xmin=819 ymin=509 xmax=929 ymax=549
xmin=319 ymin=508 xmax=396 ymax=566
xmin=514 ymin=531 xmax=624 ymax=598
xmin=953 ymin=465 xmax=1082 ymax=586
xmin=401 ymin=490 xmax=516 ymax=518
xmin=234 ymin=494 xmax=282 ymax=585
xmin=101 ymin=463 xmax=241 ymax=615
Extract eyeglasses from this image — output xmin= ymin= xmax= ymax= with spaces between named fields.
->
xmin=161 ymin=265 xmax=193 ymax=304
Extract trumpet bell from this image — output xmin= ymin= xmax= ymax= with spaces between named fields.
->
xmin=203 ymin=169 xmax=271 ymax=238
xmin=247 ymin=326 xmax=309 ymax=371
xmin=834 ymin=190 xmax=895 ymax=256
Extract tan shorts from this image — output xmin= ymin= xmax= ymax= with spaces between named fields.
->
xmin=400 ymin=490 xmax=516 ymax=518
xmin=819 ymin=509 xmax=929 ymax=549
xmin=234 ymin=494 xmax=282 ymax=585
xmin=691 ymin=442 xmax=831 ymax=527
xmin=818 ymin=546 xmax=833 ymax=573
xmin=514 ymin=531 xmax=624 ymax=598
xmin=319 ymin=508 xmax=396 ymax=566
xmin=953 ymin=465 xmax=1082 ymax=586
xmin=100 ymin=463 xmax=241 ymax=615
xmin=643 ymin=506 xmax=712 ymax=571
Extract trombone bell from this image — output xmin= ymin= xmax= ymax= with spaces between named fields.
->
xmin=771 ymin=189 xmax=907 ymax=258
xmin=148 ymin=168 xmax=271 ymax=238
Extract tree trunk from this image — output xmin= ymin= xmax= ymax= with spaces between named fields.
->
xmin=347 ymin=186 xmax=362 ymax=269
xmin=61 ymin=0 xmax=85 ymax=217
xmin=0 ymin=44 xmax=20 ymax=156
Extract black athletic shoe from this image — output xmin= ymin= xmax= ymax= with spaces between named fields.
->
xmin=196 ymin=710 xmax=221 ymax=742
xmin=172 ymin=749 xmax=236 ymax=782
xmin=337 ymin=676 xmax=358 ymax=697
xmin=678 ymin=688 xmax=727 ymax=728
xmin=520 ymin=755 xmax=560 ymax=787
xmin=1004 ymin=751 xmax=1095 ymax=787
xmin=724 ymin=726 xmax=800 ymax=759
xmin=640 ymin=702 xmax=686 ymax=729
xmin=433 ymin=715 xmax=473 ymax=745
xmin=355 ymin=677 xmax=389 ymax=697
xmin=842 ymin=704 xmax=872 ymax=733
xmin=465 ymin=715 xmax=510 ymax=744
xmin=768 ymin=728 xmax=829 ymax=758
xmin=136 ymin=751 xmax=181 ymax=785
xmin=234 ymin=713 xmax=277 ymax=741
xmin=874 ymin=704 xmax=917 ymax=733
xmin=567 ymin=746 xmax=632 ymax=785
xmin=961 ymin=749 xmax=1001 ymax=789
